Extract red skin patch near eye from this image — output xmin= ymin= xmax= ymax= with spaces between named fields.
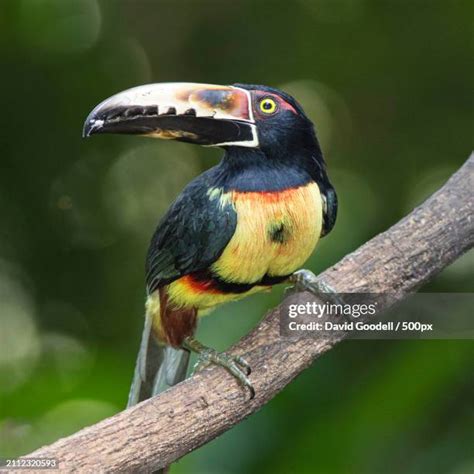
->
xmin=254 ymin=90 xmax=298 ymax=115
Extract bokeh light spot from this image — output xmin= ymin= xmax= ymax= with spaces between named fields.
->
xmin=279 ymin=80 xmax=352 ymax=155
xmin=35 ymin=399 xmax=118 ymax=449
xmin=0 ymin=261 xmax=40 ymax=393
xmin=103 ymin=142 xmax=200 ymax=242
xmin=99 ymin=37 xmax=152 ymax=85
xmin=19 ymin=0 xmax=101 ymax=54
xmin=57 ymin=195 xmax=73 ymax=211
xmin=50 ymin=151 xmax=115 ymax=249
xmin=404 ymin=165 xmax=458 ymax=213
xmin=41 ymin=332 xmax=93 ymax=391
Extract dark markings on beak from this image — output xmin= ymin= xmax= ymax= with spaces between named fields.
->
xmin=103 ymin=106 xmax=128 ymax=120
xmin=83 ymin=113 xmax=254 ymax=146
xmin=195 ymin=90 xmax=234 ymax=110
xmin=92 ymin=105 xmax=159 ymax=122
xmin=143 ymin=106 xmax=158 ymax=116
xmin=83 ymin=84 xmax=257 ymax=145
xmin=124 ymin=106 xmax=145 ymax=118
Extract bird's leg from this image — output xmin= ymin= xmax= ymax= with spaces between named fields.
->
xmin=287 ymin=269 xmax=343 ymax=305
xmin=182 ymin=336 xmax=255 ymax=398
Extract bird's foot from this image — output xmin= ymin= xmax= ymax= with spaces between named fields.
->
xmin=287 ymin=269 xmax=343 ymax=305
xmin=183 ymin=336 xmax=254 ymax=399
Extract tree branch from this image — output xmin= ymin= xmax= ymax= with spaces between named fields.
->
xmin=25 ymin=154 xmax=474 ymax=472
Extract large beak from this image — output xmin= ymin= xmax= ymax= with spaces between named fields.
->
xmin=83 ymin=82 xmax=258 ymax=147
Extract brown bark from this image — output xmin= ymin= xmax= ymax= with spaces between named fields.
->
xmin=23 ymin=154 xmax=474 ymax=473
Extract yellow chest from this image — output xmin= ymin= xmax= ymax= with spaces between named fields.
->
xmin=212 ymin=182 xmax=323 ymax=282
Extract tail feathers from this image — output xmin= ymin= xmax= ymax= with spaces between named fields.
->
xmin=127 ymin=313 xmax=190 ymax=408
xmin=152 ymin=346 xmax=190 ymax=395
xmin=128 ymin=305 xmax=191 ymax=474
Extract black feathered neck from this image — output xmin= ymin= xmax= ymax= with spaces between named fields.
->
xmin=207 ymin=146 xmax=327 ymax=193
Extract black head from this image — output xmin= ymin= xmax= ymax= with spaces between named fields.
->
xmin=232 ymin=83 xmax=319 ymax=157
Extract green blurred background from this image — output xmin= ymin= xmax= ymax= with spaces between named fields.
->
xmin=1 ymin=0 xmax=473 ymax=472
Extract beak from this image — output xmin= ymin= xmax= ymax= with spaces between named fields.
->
xmin=83 ymin=82 xmax=258 ymax=147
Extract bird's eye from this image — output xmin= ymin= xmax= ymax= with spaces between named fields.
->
xmin=259 ymin=97 xmax=278 ymax=114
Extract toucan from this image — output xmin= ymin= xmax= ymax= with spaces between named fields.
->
xmin=83 ymin=82 xmax=337 ymax=405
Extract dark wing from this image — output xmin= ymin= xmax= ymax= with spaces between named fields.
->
xmin=145 ymin=177 xmax=237 ymax=293
xmin=311 ymin=154 xmax=337 ymax=237
xmin=320 ymin=185 xmax=338 ymax=237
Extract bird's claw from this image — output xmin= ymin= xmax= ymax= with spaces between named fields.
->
xmin=287 ymin=269 xmax=344 ymax=305
xmin=184 ymin=337 xmax=255 ymax=399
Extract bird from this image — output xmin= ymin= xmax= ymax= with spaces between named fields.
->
xmin=83 ymin=82 xmax=337 ymax=406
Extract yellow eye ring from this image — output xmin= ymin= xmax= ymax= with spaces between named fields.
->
xmin=259 ymin=97 xmax=278 ymax=114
